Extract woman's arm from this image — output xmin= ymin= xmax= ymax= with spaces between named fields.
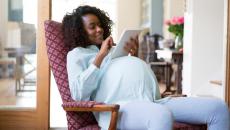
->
xmin=67 ymin=37 xmax=114 ymax=101
xmin=67 ymin=49 xmax=101 ymax=101
xmin=94 ymin=36 xmax=114 ymax=68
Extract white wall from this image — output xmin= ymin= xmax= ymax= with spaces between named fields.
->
xmin=163 ymin=0 xmax=184 ymax=39
xmin=0 ymin=0 xmax=8 ymax=56
xmin=50 ymin=73 xmax=67 ymax=127
xmin=23 ymin=0 xmax=37 ymax=27
xmin=7 ymin=22 xmax=21 ymax=48
xmin=183 ymin=0 xmax=226 ymax=99
xmin=116 ymin=0 xmax=141 ymax=40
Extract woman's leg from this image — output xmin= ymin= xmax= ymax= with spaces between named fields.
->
xmin=163 ymin=97 xmax=230 ymax=130
xmin=117 ymin=101 xmax=173 ymax=130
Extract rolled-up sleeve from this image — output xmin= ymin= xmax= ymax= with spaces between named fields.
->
xmin=67 ymin=48 xmax=100 ymax=101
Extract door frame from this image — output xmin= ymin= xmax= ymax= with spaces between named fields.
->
xmin=0 ymin=0 xmax=51 ymax=129
xmin=226 ymin=0 xmax=230 ymax=108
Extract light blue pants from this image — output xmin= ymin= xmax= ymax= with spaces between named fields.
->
xmin=117 ymin=97 xmax=229 ymax=130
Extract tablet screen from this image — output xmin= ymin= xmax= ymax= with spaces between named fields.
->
xmin=110 ymin=29 xmax=141 ymax=59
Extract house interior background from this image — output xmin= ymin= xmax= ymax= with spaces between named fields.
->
xmin=0 ymin=0 xmax=228 ymax=129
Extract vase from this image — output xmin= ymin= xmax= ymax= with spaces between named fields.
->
xmin=174 ymin=35 xmax=183 ymax=50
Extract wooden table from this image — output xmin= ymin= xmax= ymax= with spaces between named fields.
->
xmin=171 ymin=51 xmax=183 ymax=94
xmin=4 ymin=47 xmax=36 ymax=93
xmin=149 ymin=61 xmax=172 ymax=94
xmin=156 ymin=49 xmax=183 ymax=94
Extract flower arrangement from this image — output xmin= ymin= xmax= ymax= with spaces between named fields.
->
xmin=165 ymin=16 xmax=184 ymax=38
xmin=165 ymin=16 xmax=184 ymax=51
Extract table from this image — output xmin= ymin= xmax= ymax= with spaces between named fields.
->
xmin=171 ymin=51 xmax=183 ymax=94
xmin=156 ymin=49 xmax=183 ymax=94
xmin=4 ymin=47 xmax=36 ymax=93
xmin=149 ymin=61 xmax=172 ymax=94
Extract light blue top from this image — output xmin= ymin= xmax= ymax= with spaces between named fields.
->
xmin=67 ymin=45 xmax=169 ymax=129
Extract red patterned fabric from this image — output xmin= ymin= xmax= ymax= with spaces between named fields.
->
xmin=79 ymin=124 xmax=100 ymax=130
xmin=44 ymin=20 xmax=100 ymax=130
xmin=44 ymin=20 xmax=206 ymax=130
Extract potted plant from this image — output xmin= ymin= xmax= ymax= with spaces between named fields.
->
xmin=165 ymin=16 xmax=184 ymax=51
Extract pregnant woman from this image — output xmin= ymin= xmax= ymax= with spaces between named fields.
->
xmin=63 ymin=5 xmax=229 ymax=130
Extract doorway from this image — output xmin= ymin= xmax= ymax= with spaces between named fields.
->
xmin=0 ymin=0 xmax=51 ymax=129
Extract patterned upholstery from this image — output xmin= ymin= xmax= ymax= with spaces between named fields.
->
xmin=44 ymin=20 xmax=100 ymax=130
xmin=44 ymin=20 xmax=206 ymax=130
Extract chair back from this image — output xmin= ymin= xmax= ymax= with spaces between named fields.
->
xmin=44 ymin=20 xmax=99 ymax=130
xmin=44 ymin=20 xmax=71 ymax=102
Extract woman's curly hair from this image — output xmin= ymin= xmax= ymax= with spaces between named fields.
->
xmin=62 ymin=5 xmax=113 ymax=49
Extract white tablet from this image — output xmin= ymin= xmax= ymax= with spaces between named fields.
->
xmin=110 ymin=29 xmax=142 ymax=59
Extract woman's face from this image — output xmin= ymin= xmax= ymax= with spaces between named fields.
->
xmin=82 ymin=14 xmax=104 ymax=45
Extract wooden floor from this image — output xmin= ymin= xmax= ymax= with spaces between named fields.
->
xmin=0 ymin=78 xmax=36 ymax=108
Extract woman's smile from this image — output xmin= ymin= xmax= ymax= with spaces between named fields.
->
xmin=82 ymin=14 xmax=104 ymax=45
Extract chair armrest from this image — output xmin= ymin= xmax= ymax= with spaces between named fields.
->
xmin=62 ymin=101 xmax=120 ymax=130
xmin=62 ymin=101 xmax=103 ymax=108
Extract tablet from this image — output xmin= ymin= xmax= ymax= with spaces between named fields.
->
xmin=110 ymin=29 xmax=142 ymax=59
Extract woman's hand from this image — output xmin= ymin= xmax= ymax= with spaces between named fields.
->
xmin=94 ymin=36 xmax=114 ymax=68
xmin=124 ymin=36 xmax=139 ymax=56
xmin=99 ymin=36 xmax=115 ymax=57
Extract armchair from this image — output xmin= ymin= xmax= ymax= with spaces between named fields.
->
xmin=44 ymin=20 xmax=207 ymax=130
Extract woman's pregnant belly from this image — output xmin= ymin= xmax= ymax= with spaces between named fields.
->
xmin=94 ymin=56 xmax=158 ymax=105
